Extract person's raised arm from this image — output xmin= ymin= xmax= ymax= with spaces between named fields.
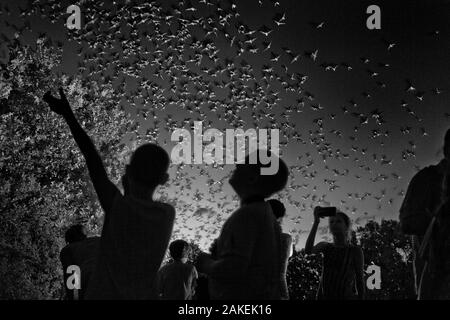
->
xmin=305 ymin=207 xmax=321 ymax=254
xmin=43 ymin=88 xmax=118 ymax=213
xmin=354 ymin=246 xmax=366 ymax=300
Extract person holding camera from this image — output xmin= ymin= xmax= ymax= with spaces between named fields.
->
xmin=305 ymin=207 xmax=365 ymax=300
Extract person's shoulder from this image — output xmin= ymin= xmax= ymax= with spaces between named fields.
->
xmin=84 ymin=236 xmax=100 ymax=244
xmin=154 ymin=202 xmax=176 ymax=217
xmin=281 ymin=232 xmax=292 ymax=242
xmin=230 ymin=205 xmax=251 ymax=220
xmin=223 ymin=206 xmax=259 ymax=233
xmin=314 ymin=241 xmax=332 ymax=252
xmin=237 ymin=201 xmax=270 ymax=219
xmin=81 ymin=236 xmax=101 ymax=251
xmin=184 ymin=263 xmax=197 ymax=272
xmin=403 ymin=166 xmax=439 ymax=193
xmin=182 ymin=263 xmax=198 ymax=279
xmin=175 ymin=262 xmax=195 ymax=275
xmin=60 ymin=244 xmax=71 ymax=258
xmin=282 ymin=232 xmax=292 ymax=239
xmin=137 ymin=199 xmax=176 ymax=220
xmin=158 ymin=262 xmax=172 ymax=273
xmin=412 ymin=164 xmax=441 ymax=180
xmin=231 ymin=205 xmax=260 ymax=227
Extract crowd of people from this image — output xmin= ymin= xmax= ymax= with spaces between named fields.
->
xmin=44 ymin=88 xmax=450 ymax=300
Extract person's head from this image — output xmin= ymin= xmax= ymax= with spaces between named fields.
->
xmin=65 ymin=224 xmax=86 ymax=244
xmin=444 ymin=128 xmax=450 ymax=160
xmin=268 ymin=199 xmax=286 ymax=223
xmin=169 ymin=239 xmax=190 ymax=263
xmin=229 ymin=150 xmax=288 ymax=200
xmin=328 ymin=211 xmax=352 ymax=243
xmin=122 ymin=143 xmax=170 ymax=197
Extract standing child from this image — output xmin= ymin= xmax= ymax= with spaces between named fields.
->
xmin=44 ymin=88 xmax=175 ymax=299
xmin=60 ymin=224 xmax=99 ymax=300
xmin=156 ymin=240 xmax=198 ymax=300
xmin=197 ymin=151 xmax=289 ymax=300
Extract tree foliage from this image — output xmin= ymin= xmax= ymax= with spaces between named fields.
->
xmin=358 ymin=220 xmax=415 ymax=299
xmin=286 ymin=250 xmax=321 ymax=300
xmin=0 ymin=39 xmax=131 ymax=299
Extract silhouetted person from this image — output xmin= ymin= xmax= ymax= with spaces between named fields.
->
xmin=197 ymin=151 xmax=289 ymax=300
xmin=268 ymin=199 xmax=293 ymax=300
xmin=400 ymin=128 xmax=450 ymax=299
xmin=425 ymin=165 xmax=450 ymax=299
xmin=305 ymin=208 xmax=365 ymax=300
xmin=156 ymin=240 xmax=198 ymax=300
xmin=44 ymin=88 xmax=175 ymax=299
xmin=60 ymin=224 xmax=99 ymax=300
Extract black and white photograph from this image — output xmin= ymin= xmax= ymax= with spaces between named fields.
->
xmin=1 ymin=0 xmax=450 ymax=310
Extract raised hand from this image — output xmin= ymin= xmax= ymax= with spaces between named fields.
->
xmin=43 ymin=88 xmax=72 ymax=116
xmin=313 ymin=206 xmax=322 ymax=223
xmin=42 ymin=86 xmax=119 ymax=214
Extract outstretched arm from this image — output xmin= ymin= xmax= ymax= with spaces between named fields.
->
xmin=305 ymin=207 xmax=321 ymax=254
xmin=43 ymin=88 xmax=118 ymax=213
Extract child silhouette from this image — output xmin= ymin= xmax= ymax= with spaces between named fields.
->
xmin=197 ymin=151 xmax=289 ymax=300
xmin=60 ymin=224 xmax=99 ymax=300
xmin=156 ymin=240 xmax=198 ymax=300
xmin=44 ymin=88 xmax=175 ymax=299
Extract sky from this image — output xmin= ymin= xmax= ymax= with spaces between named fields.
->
xmin=1 ymin=0 xmax=450 ymax=250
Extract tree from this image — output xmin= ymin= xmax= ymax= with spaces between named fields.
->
xmin=357 ymin=219 xmax=416 ymax=299
xmin=286 ymin=249 xmax=322 ymax=300
xmin=0 ymin=38 xmax=132 ymax=299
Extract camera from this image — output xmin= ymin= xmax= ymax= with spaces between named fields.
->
xmin=316 ymin=206 xmax=337 ymax=218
